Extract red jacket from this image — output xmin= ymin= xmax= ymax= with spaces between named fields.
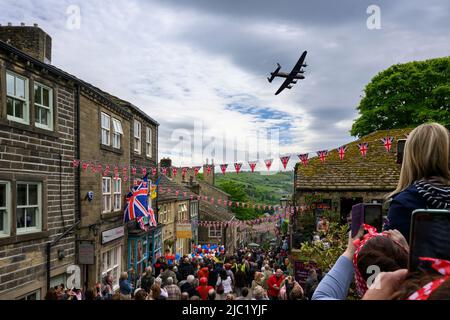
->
xmin=267 ymin=274 xmax=285 ymax=297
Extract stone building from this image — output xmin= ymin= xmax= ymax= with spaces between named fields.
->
xmin=0 ymin=24 xmax=161 ymax=297
xmin=157 ymin=174 xmax=194 ymax=256
xmin=173 ymin=162 xmax=241 ymax=253
xmin=102 ymin=94 xmax=162 ymax=277
xmin=0 ymin=25 xmax=77 ymax=299
xmin=294 ymin=128 xmax=412 ymax=231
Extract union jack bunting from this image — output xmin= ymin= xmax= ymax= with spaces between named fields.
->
xmin=97 ymin=164 xmax=103 ymax=174
xmin=114 ymin=166 xmax=119 ymax=179
xmin=220 ymin=164 xmax=228 ymax=174
xmin=248 ymin=161 xmax=257 ymax=173
xmin=317 ymin=150 xmax=328 ymax=163
xmin=172 ymin=167 xmax=178 ymax=177
xmin=381 ymin=136 xmax=394 ymax=152
xmin=193 ymin=166 xmax=201 ymax=176
xmin=141 ymin=167 xmax=147 ymax=176
xmin=298 ymin=154 xmax=309 ymax=167
xmin=280 ymin=156 xmax=290 ymax=170
xmin=124 ymin=176 xmax=149 ymax=223
xmin=132 ymin=166 xmax=137 ymax=176
xmin=82 ymin=162 xmax=88 ymax=171
xmin=72 ymin=159 xmax=80 ymax=168
xmin=338 ymin=145 xmax=347 ymax=160
xmin=182 ymin=167 xmax=188 ymax=178
xmin=358 ymin=142 xmax=369 ymax=157
xmin=162 ymin=167 xmax=167 ymax=176
xmin=264 ymin=159 xmax=273 ymax=171
xmin=206 ymin=165 xmax=212 ymax=175
xmin=234 ymin=163 xmax=242 ymax=174
xmin=104 ymin=165 xmax=110 ymax=176
xmin=152 ymin=167 xmax=157 ymax=176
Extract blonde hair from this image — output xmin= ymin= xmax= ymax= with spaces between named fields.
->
xmin=388 ymin=123 xmax=450 ymax=198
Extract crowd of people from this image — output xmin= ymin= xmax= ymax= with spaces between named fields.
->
xmin=45 ymin=123 xmax=449 ymax=301
xmin=45 ymin=243 xmax=309 ymax=301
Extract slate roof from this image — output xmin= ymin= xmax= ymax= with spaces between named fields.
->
xmin=157 ymin=175 xmax=192 ymax=202
xmin=296 ymin=128 xmax=413 ymax=191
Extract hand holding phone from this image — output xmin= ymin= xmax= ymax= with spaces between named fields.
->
xmin=408 ymin=209 xmax=450 ymax=272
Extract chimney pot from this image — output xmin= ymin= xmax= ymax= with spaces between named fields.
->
xmin=8 ymin=22 xmax=12 ymax=26
xmin=21 ymin=22 xmax=25 ymax=26
xmin=34 ymin=23 xmax=38 ymax=27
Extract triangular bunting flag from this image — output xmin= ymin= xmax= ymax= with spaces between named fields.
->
xmin=280 ymin=156 xmax=290 ymax=170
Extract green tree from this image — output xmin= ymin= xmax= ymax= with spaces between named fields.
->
xmin=216 ymin=180 xmax=259 ymax=220
xmin=351 ymin=56 xmax=450 ymax=137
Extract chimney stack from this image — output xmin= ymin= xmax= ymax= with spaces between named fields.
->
xmin=0 ymin=23 xmax=52 ymax=64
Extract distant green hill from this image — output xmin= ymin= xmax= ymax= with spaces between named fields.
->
xmin=215 ymin=171 xmax=294 ymax=205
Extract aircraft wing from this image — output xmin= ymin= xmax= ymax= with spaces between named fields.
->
xmin=291 ymin=50 xmax=307 ymax=74
xmin=275 ymin=77 xmax=294 ymax=95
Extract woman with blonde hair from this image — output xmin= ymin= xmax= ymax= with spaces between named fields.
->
xmin=384 ymin=122 xmax=450 ymax=241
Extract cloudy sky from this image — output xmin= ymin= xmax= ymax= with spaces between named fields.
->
xmin=1 ymin=0 xmax=449 ymax=170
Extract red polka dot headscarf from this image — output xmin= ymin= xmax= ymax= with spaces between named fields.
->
xmin=352 ymin=224 xmax=409 ymax=297
xmin=407 ymin=257 xmax=450 ymax=300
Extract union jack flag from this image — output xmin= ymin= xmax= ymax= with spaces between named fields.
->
xmin=248 ymin=161 xmax=257 ymax=173
xmin=381 ymin=136 xmax=394 ymax=152
xmin=220 ymin=164 xmax=228 ymax=174
xmin=280 ymin=156 xmax=290 ymax=170
xmin=264 ymin=159 xmax=273 ymax=171
xmin=234 ymin=163 xmax=242 ymax=174
xmin=358 ymin=142 xmax=369 ymax=157
xmin=124 ymin=176 xmax=149 ymax=223
xmin=298 ymin=154 xmax=309 ymax=167
xmin=338 ymin=146 xmax=347 ymax=160
xmin=317 ymin=150 xmax=328 ymax=163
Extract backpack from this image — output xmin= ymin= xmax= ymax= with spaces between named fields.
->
xmin=216 ymin=278 xmax=224 ymax=294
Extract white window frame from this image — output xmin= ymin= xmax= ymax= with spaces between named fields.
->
xmin=113 ymin=178 xmax=121 ymax=211
xmin=0 ymin=181 xmax=11 ymax=237
xmin=101 ymin=112 xmax=111 ymax=146
xmin=208 ymin=225 xmax=222 ymax=238
xmin=112 ymin=118 xmax=123 ymax=149
xmin=6 ymin=71 xmax=29 ymax=125
xmin=17 ymin=290 xmax=41 ymax=300
xmin=102 ymin=177 xmax=112 ymax=213
xmin=176 ymin=238 xmax=184 ymax=255
xmin=16 ymin=182 xmax=42 ymax=234
xmin=146 ymin=127 xmax=152 ymax=158
xmin=101 ymin=246 xmax=121 ymax=291
xmin=134 ymin=120 xmax=141 ymax=154
xmin=34 ymin=82 xmax=53 ymax=130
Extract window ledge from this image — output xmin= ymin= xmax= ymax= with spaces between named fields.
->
xmin=0 ymin=231 xmax=50 ymax=246
xmin=100 ymin=144 xmax=123 ymax=155
xmin=0 ymin=118 xmax=60 ymax=139
xmin=101 ymin=211 xmax=123 ymax=219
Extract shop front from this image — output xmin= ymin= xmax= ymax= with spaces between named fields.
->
xmin=127 ymin=223 xmax=163 ymax=279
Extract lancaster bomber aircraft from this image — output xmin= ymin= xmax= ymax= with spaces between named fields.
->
xmin=268 ymin=50 xmax=307 ymax=95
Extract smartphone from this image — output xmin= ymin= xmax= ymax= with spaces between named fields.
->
xmin=408 ymin=209 xmax=450 ymax=272
xmin=396 ymin=139 xmax=406 ymax=164
xmin=351 ymin=203 xmax=383 ymax=237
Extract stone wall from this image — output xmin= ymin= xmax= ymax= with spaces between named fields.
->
xmin=0 ymin=53 xmax=76 ymax=299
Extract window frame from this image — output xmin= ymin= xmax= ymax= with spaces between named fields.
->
xmin=112 ymin=118 xmax=123 ymax=149
xmin=102 ymin=177 xmax=112 ymax=213
xmin=146 ymin=127 xmax=152 ymax=158
xmin=34 ymin=81 xmax=54 ymax=131
xmin=101 ymin=112 xmax=111 ymax=146
xmin=0 ymin=181 xmax=11 ymax=237
xmin=101 ymin=246 xmax=121 ymax=291
xmin=113 ymin=178 xmax=121 ymax=211
xmin=208 ymin=225 xmax=222 ymax=238
xmin=16 ymin=182 xmax=42 ymax=235
xmin=6 ymin=70 xmax=29 ymax=125
xmin=134 ymin=120 xmax=141 ymax=154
